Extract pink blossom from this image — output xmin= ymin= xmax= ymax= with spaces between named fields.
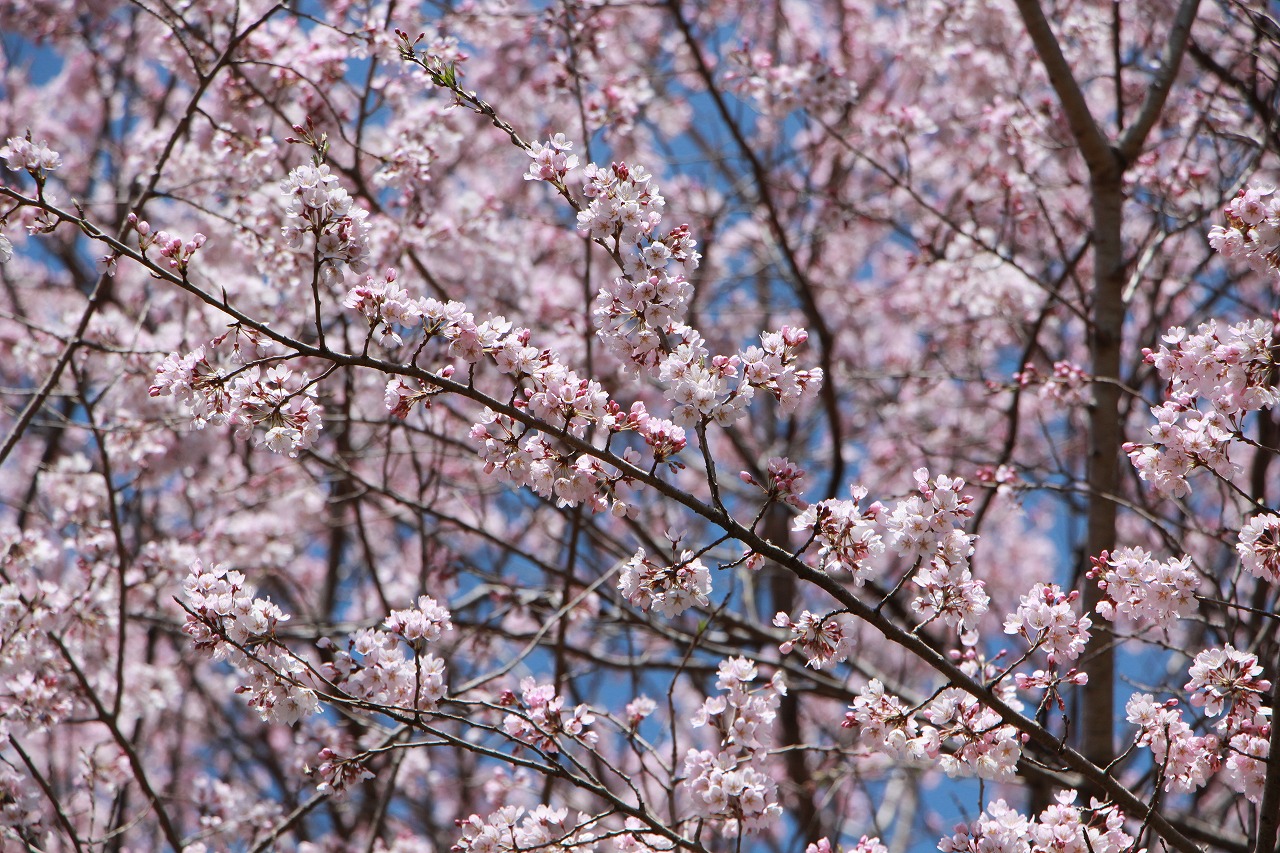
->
xmin=773 ymin=609 xmax=853 ymax=669
xmin=1185 ymin=644 xmax=1270 ymax=721
xmin=1237 ymin=513 xmax=1280 ymax=583
xmin=1003 ymin=582 xmax=1091 ymax=663
xmin=524 ymin=134 xmax=579 ymax=184
xmin=1089 ymin=547 xmax=1199 ymax=623
xmin=792 ymin=487 xmax=884 ymax=583
xmin=618 ymin=547 xmax=712 ymax=618
xmin=0 ymin=136 xmax=61 ymax=173
xmin=1208 ymin=184 xmax=1280 ymax=274
xmin=501 ymin=678 xmax=596 ymax=754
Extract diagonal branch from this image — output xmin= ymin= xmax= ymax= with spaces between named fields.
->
xmin=1012 ymin=0 xmax=1117 ymax=178
xmin=4 ymin=187 xmax=1208 ymax=853
xmin=1117 ymin=0 xmax=1201 ymax=165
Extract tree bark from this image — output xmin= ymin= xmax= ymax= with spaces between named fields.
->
xmin=1014 ymin=0 xmax=1200 ymax=771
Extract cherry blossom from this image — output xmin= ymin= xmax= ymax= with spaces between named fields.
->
xmin=617 ymin=547 xmax=712 ymax=618
xmin=940 ymin=793 xmax=1134 ymax=853
xmin=910 ymin=529 xmax=988 ymax=643
xmin=0 ymin=135 xmax=61 ymax=174
xmin=182 ymin=560 xmax=319 ymax=726
xmin=773 ymin=609 xmax=853 ymax=668
xmin=1125 ymin=318 xmax=1277 ymax=496
xmin=1088 ymin=547 xmax=1200 ymax=624
xmin=1237 ymin=513 xmax=1280 ymax=583
xmin=150 ymin=350 xmax=324 ymax=457
xmin=1208 ymin=184 xmax=1280 ymax=275
xmin=0 ymin=1 xmax=1277 ymax=850
xmin=1185 ymin=644 xmax=1270 ymax=722
xmin=682 ymin=657 xmax=786 ymax=833
xmin=525 ymin=134 xmax=579 ymax=185
xmin=501 ymin=678 xmax=597 ymax=755
xmin=454 ymin=805 xmax=589 ymax=853
xmin=1222 ymin=728 xmax=1270 ymax=804
xmin=792 ymin=487 xmax=884 ymax=583
xmin=280 ymin=159 xmax=373 ymax=285
xmin=1124 ymin=693 xmax=1218 ymax=793
xmin=1003 ymin=582 xmax=1091 ymax=663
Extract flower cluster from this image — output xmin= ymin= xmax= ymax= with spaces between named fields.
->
xmin=682 ymin=658 xmax=785 ymax=834
xmin=1124 ymin=693 xmax=1218 ymax=792
xmin=591 ymin=265 xmax=688 ymax=369
xmin=150 ymin=346 xmax=221 ymax=416
xmin=637 ymin=412 xmax=687 ymax=463
xmin=618 ymin=547 xmax=712 ymax=618
xmin=281 ymin=160 xmax=372 ymax=285
xmin=500 ymin=678 xmax=597 ymax=754
xmin=792 ymin=486 xmax=884 ymax=584
xmin=591 ymin=264 xmax=685 ymax=371
xmin=453 ymin=806 xmax=674 ymax=853
xmin=844 ymin=681 xmax=1022 ymax=779
xmin=939 ymin=793 xmax=1134 ymax=853
xmin=1144 ymin=319 xmax=1277 ymax=415
xmin=576 ymin=160 xmax=668 ymax=246
xmin=842 ymin=679 xmax=921 ymax=758
xmin=1207 ymin=184 xmax=1280 ymax=275
xmin=129 ymin=214 xmax=206 ymax=273
xmin=923 ymin=689 xmax=1022 ymax=779
xmin=341 ymin=274 xmax=690 ymax=514
xmin=1147 ymin=646 xmax=1276 ymax=803
xmin=344 ymin=272 xmax=701 ymax=512
xmin=1088 ymin=547 xmax=1199 ymax=623
xmin=807 ymin=837 xmax=887 ymax=853
xmin=1237 ymin=513 xmax=1280 ymax=583
xmin=0 ymin=135 xmax=61 ymax=173
xmin=653 ymin=326 xmax=825 ymax=428
xmin=0 ymin=530 xmax=82 ymax=734
xmin=773 ymin=609 xmax=853 ymax=669
xmin=1002 ymin=583 xmax=1091 ymax=664
xmin=346 ymin=279 xmax=559 ymax=379
xmin=736 ymin=325 xmax=824 ymax=414
xmin=1222 ymin=727 xmax=1270 ymax=804
xmin=342 ymin=268 xmax=424 ymax=345
xmin=182 ymin=560 xmax=319 ymax=725
xmin=385 ymin=594 xmax=453 ymax=645
xmin=1185 ymin=644 xmax=1270 ymax=721
xmin=909 ymin=529 xmax=988 ymax=643
xmin=0 ymin=762 xmax=46 ymax=840
xmin=569 ymin=153 xmax=822 ymax=425
xmin=384 ymin=375 xmax=435 ymax=418
xmin=1126 ymin=319 xmax=1276 ymax=496
xmin=150 ymin=347 xmax=323 ymax=458
xmin=322 ymin=626 xmax=450 ymax=713
xmin=455 ymin=805 xmax=590 ymax=853
xmin=741 ymin=455 xmax=807 ymax=509
xmin=1125 ymin=402 xmax=1236 ymax=498
xmin=524 ymin=133 xmax=578 ymax=184
xmin=658 ymin=333 xmax=754 ymax=427
xmin=681 ymin=751 xmax=783 ymax=834
xmin=884 ymin=468 xmax=975 ymax=560
xmin=1012 ymin=359 xmax=1091 ymax=405
xmin=470 ymin=409 xmax=626 ymax=513
xmin=313 ymin=746 xmax=374 ymax=799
